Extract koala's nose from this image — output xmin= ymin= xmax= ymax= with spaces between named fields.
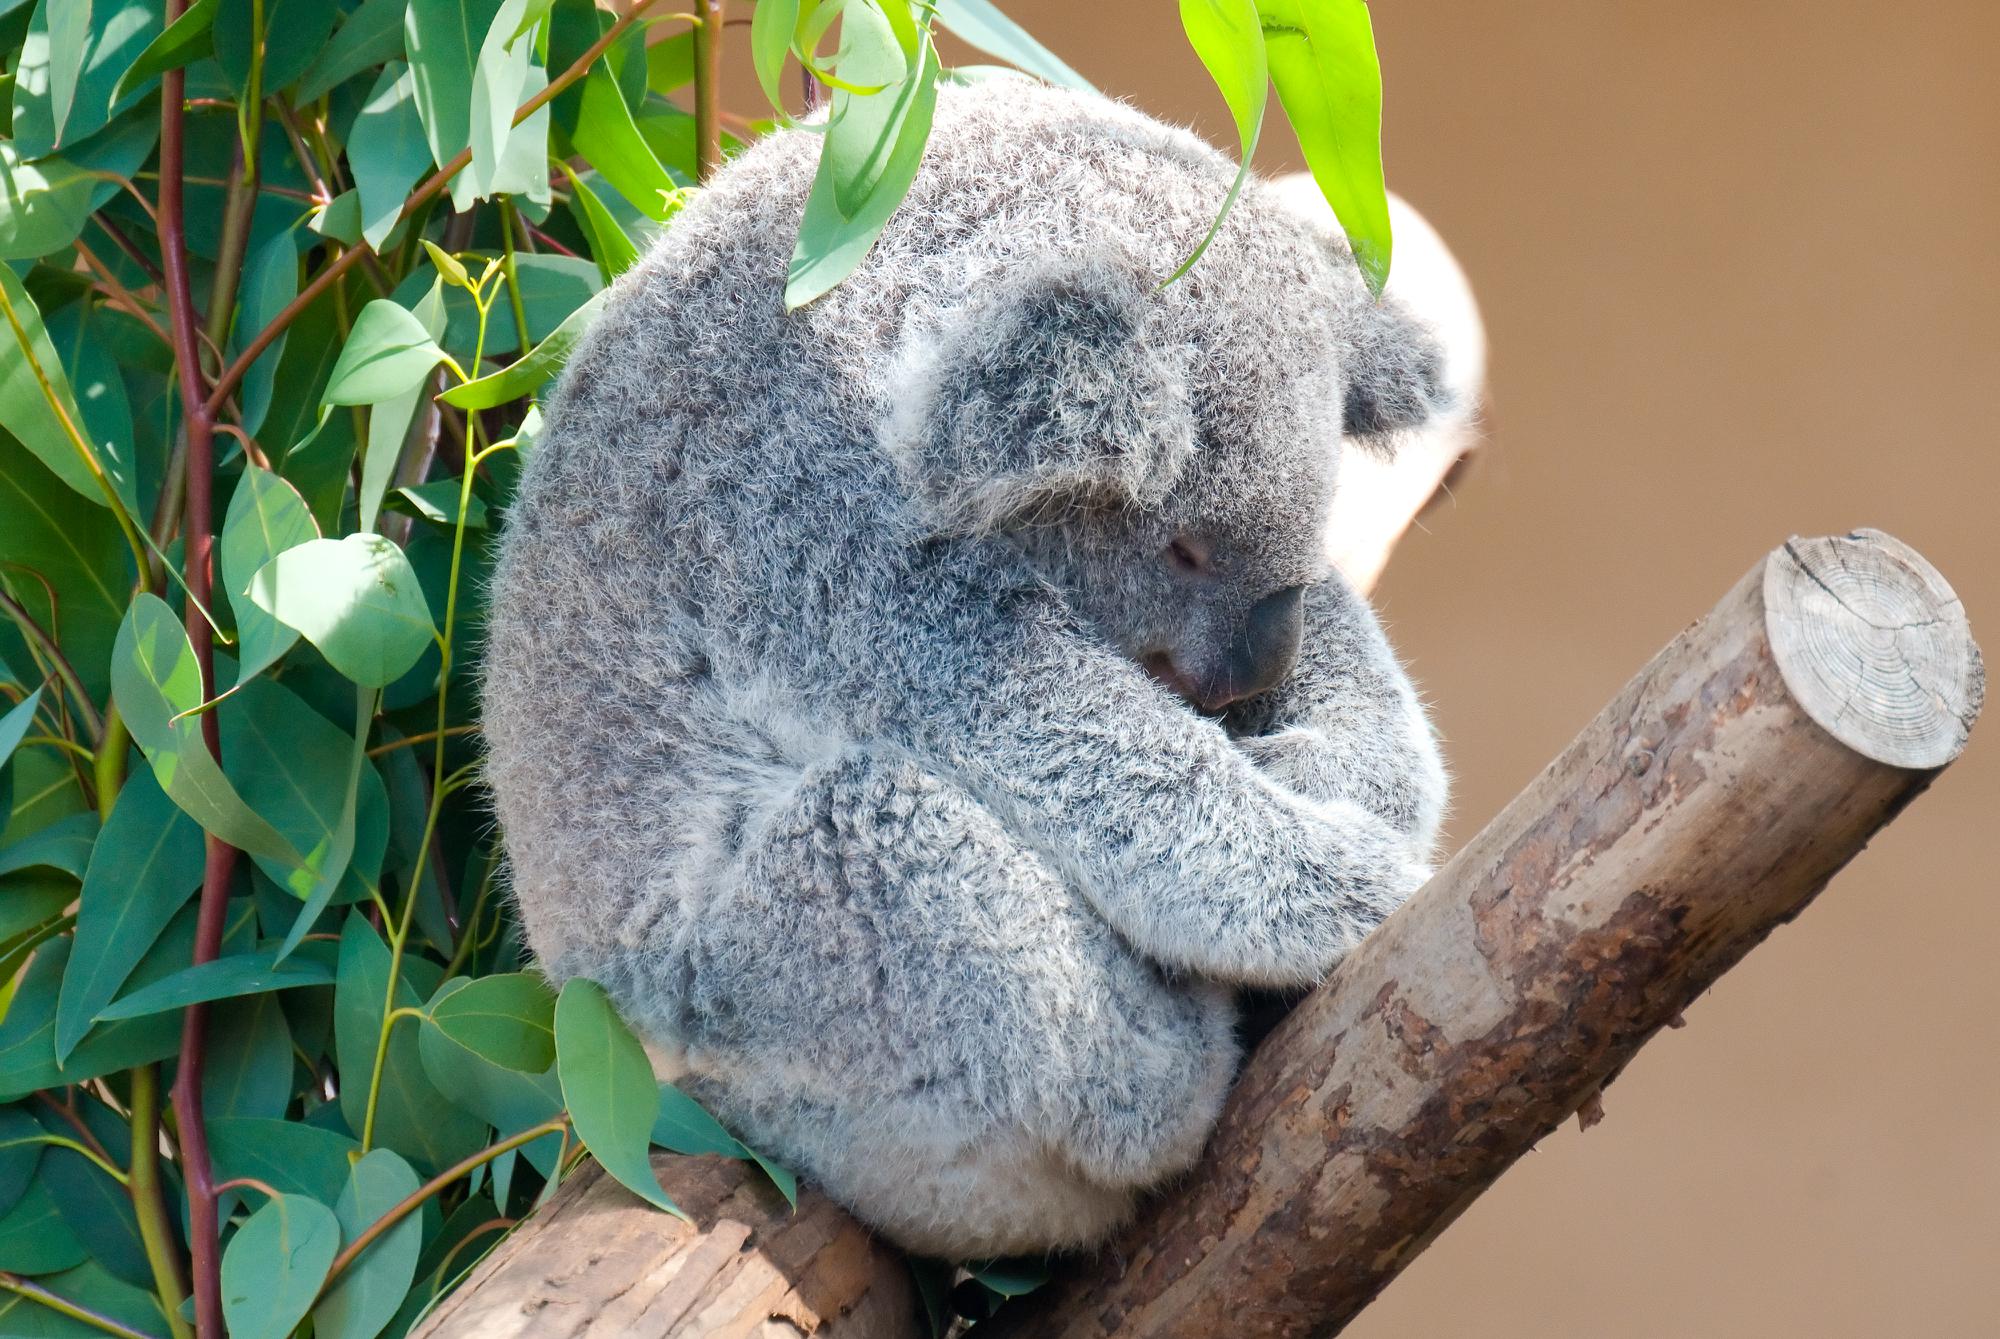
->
xmin=1192 ymin=584 xmax=1305 ymax=712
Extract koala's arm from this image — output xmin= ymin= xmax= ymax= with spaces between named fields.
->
xmin=882 ymin=593 xmax=1428 ymax=989
xmin=1223 ymin=576 xmax=1448 ymax=857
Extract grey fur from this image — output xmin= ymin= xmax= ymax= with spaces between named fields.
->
xmin=482 ymin=80 xmax=1449 ymax=1259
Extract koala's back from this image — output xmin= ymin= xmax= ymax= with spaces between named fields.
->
xmin=485 ymin=83 xmax=1263 ymax=981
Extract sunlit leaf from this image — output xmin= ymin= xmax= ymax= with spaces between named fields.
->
xmin=388 ymin=480 xmax=488 ymax=529
xmin=1258 ymin=0 xmax=1391 ymax=293
xmin=468 ymin=0 xmax=535 ymax=201
xmin=1167 ymin=0 xmax=1267 ymax=285
xmin=555 ymin=977 xmax=685 ymax=1217
xmin=558 ymin=164 xmax=638 ymax=286
xmin=0 ymin=265 xmax=103 ymax=505
xmin=9 ymin=0 xmax=162 ymax=156
xmin=750 ymin=0 xmax=798 ymax=112
xmin=438 ymin=287 xmax=607 ymax=410
xmin=249 ymin=534 xmax=437 ymax=688
xmin=219 ymin=465 xmax=319 ymax=687
xmin=405 ymin=0 xmax=505 ymax=200
xmin=571 ymin=63 xmax=679 ymax=220
xmin=220 ymin=1192 xmax=341 ymax=1339
xmin=933 ymin=0 xmax=1093 ymax=90
xmin=824 ymin=0 xmax=920 ymax=218
xmin=0 ymin=435 xmax=127 ymax=706
xmin=111 ymin=593 xmax=303 ymax=869
xmin=323 ymin=299 xmax=450 ymax=406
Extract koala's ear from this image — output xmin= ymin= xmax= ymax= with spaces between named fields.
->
xmin=883 ymin=254 xmax=1192 ymax=534
xmin=1340 ymin=295 xmax=1455 ymax=448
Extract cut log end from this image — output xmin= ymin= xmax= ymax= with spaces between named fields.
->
xmin=1765 ymin=529 xmax=1983 ymax=769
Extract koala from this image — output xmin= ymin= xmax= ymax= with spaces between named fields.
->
xmin=482 ymin=79 xmax=1449 ymax=1260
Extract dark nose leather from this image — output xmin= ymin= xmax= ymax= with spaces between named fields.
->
xmin=1193 ymin=584 xmax=1305 ymax=711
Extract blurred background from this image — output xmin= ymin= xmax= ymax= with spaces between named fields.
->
xmin=941 ymin=3 xmax=2000 ymax=1334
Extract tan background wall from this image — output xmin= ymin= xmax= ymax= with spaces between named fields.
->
xmin=952 ymin=3 xmax=1999 ymax=1334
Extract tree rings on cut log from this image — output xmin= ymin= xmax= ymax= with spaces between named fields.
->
xmin=1764 ymin=529 xmax=1983 ymax=769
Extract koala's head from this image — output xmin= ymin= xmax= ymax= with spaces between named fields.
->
xmin=884 ymin=226 xmax=1448 ymax=713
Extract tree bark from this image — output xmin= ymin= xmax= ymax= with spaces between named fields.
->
xmin=409 ymin=1155 xmax=918 ymax=1339
xmin=990 ymin=529 xmax=1981 ymax=1338
xmin=417 ymin=530 xmax=1980 ymax=1338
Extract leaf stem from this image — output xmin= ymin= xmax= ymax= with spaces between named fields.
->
xmin=0 ymin=588 xmax=104 ymax=742
xmin=201 ymin=0 xmax=676 ymax=420
xmin=128 ymin=1064 xmax=195 ymax=1339
xmin=693 ymin=0 xmax=724 ymax=181
xmin=317 ymin=1118 xmax=570 ymax=1300
xmin=0 ymin=1273 xmax=158 ymax=1339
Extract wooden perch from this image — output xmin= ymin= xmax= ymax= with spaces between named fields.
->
xmin=417 ymin=529 xmax=1980 ymax=1338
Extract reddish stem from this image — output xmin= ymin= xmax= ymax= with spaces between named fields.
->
xmin=156 ymin=24 xmax=234 ymax=1338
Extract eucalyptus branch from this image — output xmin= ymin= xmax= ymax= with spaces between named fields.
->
xmin=156 ymin=6 xmax=236 ymax=1329
xmin=127 ymin=1064 xmax=194 ymax=1339
xmin=693 ymin=0 xmax=725 ymax=181
xmin=0 ymin=587 xmax=104 ymax=742
xmin=201 ymin=0 xmax=676 ymax=421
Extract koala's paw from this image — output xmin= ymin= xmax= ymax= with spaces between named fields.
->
xmin=1234 ymin=730 xmax=1341 ymax=805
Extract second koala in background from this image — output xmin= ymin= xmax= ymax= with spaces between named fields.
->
xmin=484 ymin=80 xmax=1450 ymax=1258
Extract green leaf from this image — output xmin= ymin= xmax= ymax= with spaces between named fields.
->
xmin=426 ymin=972 xmax=555 ymax=1072
xmin=438 ymin=287 xmax=607 ymax=411
xmin=207 ymin=1116 xmax=358 ymax=1207
xmin=203 ymin=991 xmax=293 ymax=1120
xmin=323 ymin=299 xmax=450 ymax=406
xmin=0 ymin=1105 xmax=44 ymax=1217
xmin=35 ymin=1104 xmax=150 ymax=1289
xmin=823 ymin=0 xmax=922 ymax=219
xmin=0 ymin=811 xmax=96 ymax=878
xmin=220 ymin=1192 xmax=341 ymax=1339
xmin=387 ymin=480 xmax=488 ymax=529
xmin=298 ymin=0 xmax=409 ymax=104
xmin=558 ymin=164 xmax=638 ymax=287
xmin=0 ymin=688 xmax=42 ymax=771
xmin=0 ymin=434 xmax=126 ymax=706
xmin=0 ymin=1177 xmax=88 ymax=1275
xmin=0 ymin=266 xmax=102 ymax=505
xmin=404 ymin=0 xmax=504 ymax=191
xmin=214 ymin=0 xmax=337 ymax=98
xmin=785 ymin=39 xmax=939 ymax=309
xmin=249 ymin=534 xmax=437 ymax=688
xmin=415 ymin=985 xmax=563 ymax=1163
xmin=335 ymin=916 xmax=489 ymax=1174
xmin=9 ymin=0 xmax=163 ymax=158
xmin=110 ymin=593 xmax=304 ymax=869
xmin=968 ymin=1256 xmax=1051 ymax=1297
xmin=41 ymin=0 xmax=92 ymax=150
xmin=0 ymin=1260 xmax=167 ymax=1336
xmin=0 ymin=926 xmax=188 ymax=1102
xmin=570 ymin=63 xmax=679 ymax=220
xmin=750 ymin=0 xmax=798 ymax=112
xmin=219 ymin=465 xmax=319 ymax=687
xmin=933 ymin=0 xmax=1092 ymax=90
xmin=1257 ymin=0 xmax=1390 ymax=294
xmin=54 ymin=766 xmax=202 ymax=1063
xmin=95 ymin=948 xmax=335 ymax=1021
xmin=222 ymin=677 xmax=386 ymax=935
xmin=1168 ymin=0 xmax=1267 ymax=286
xmin=112 ymin=0 xmax=220 ymax=103
xmin=420 ymin=240 xmax=470 ymax=292
xmin=554 ymin=978 xmax=684 ymax=1217
xmin=468 ymin=0 xmax=536 ymax=202
xmin=233 ymin=225 xmax=299 ymax=436
xmin=314 ymin=1148 xmax=422 ymax=1339
xmin=648 ymin=1082 xmax=742 ymax=1157
xmin=44 ymin=300 xmax=142 ymax=519
xmin=646 ymin=26 xmax=694 ymax=94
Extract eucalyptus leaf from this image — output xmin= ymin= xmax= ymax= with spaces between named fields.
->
xmin=323 ymin=299 xmax=450 ymax=406
xmin=558 ymin=164 xmax=638 ymax=287
xmin=555 ymin=977 xmax=684 ymax=1217
xmin=0 ymin=1177 xmax=88 ymax=1275
xmin=36 ymin=1105 xmax=151 ymax=1288
xmin=1258 ymin=0 xmax=1392 ymax=294
xmin=203 ymin=991 xmax=294 ymax=1120
xmin=405 ymin=0 xmax=505 ymax=196
xmin=0 ymin=1105 xmax=44 ymax=1217
xmin=54 ymin=766 xmax=202 ymax=1063
xmin=0 ymin=434 xmax=127 ymax=706
xmin=314 ymin=1148 xmax=423 ymax=1339
xmin=96 ymin=947 xmax=335 ymax=1021
xmin=249 ymin=534 xmax=437 ymax=688
xmin=298 ymin=0 xmax=409 ymax=103
xmin=437 ymin=288 xmax=607 ymax=411
xmin=8 ymin=0 xmax=162 ymax=157
xmin=425 ymin=971 xmax=555 ymax=1072
xmin=934 ymin=0 xmax=1092 ymax=90
xmin=0 ymin=688 xmax=41 ymax=771
xmin=112 ymin=0 xmax=220 ymax=103
xmin=207 ymin=1116 xmax=359 ymax=1207
xmin=110 ymin=593 xmax=305 ymax=870
xmin=1167 ymin=0 xmax=1267 ymax=285
xmin=750 ymin=0 xmax=798 ymax=112
xmin=220 ymin=1192 xmax=341 ymax=1339
xmin=214 ymin=0 xmax=337 ymax=97
xmin=570 ymin=63 xmax=678 ymax=219
xmin=219 ymin=464 xmax=319 ymax=687
xmin=0 ymin=265 xmax=104 ymax=505
xmin=233 ymin=225 xmax=299 ymax=436
xmin=0 ymin=812 xmax=96 ymax=878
